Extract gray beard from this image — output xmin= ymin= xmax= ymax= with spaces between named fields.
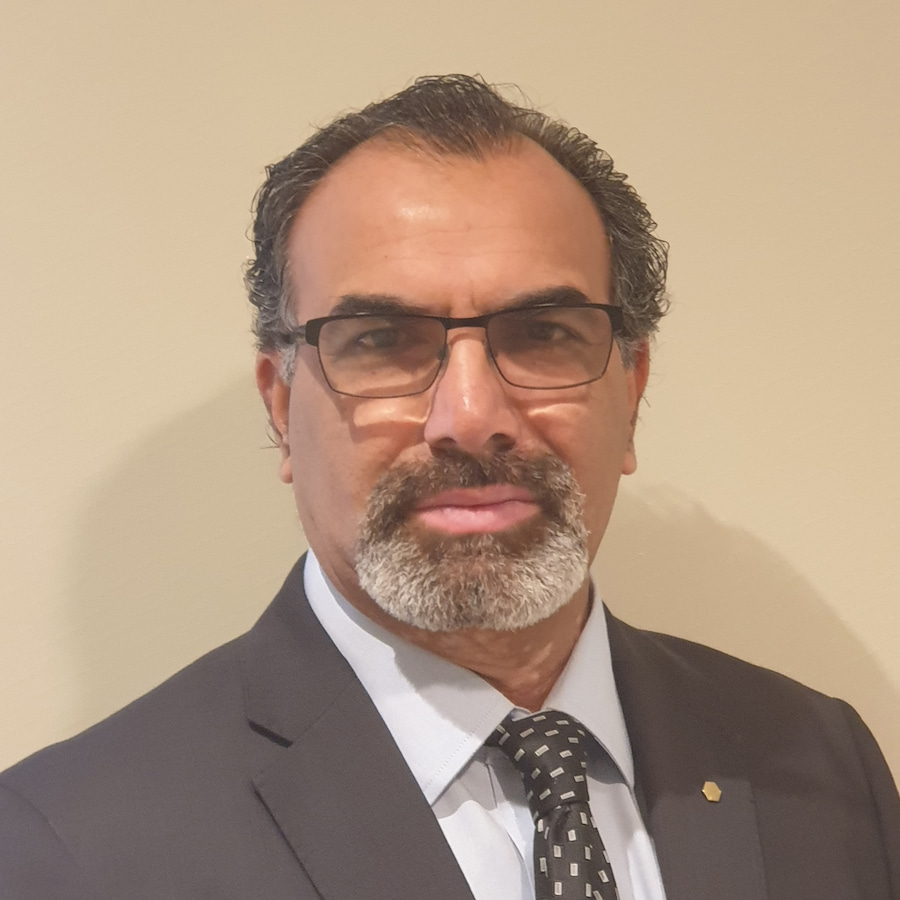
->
xmin=355 ymin=451 xmax=589 ymax=632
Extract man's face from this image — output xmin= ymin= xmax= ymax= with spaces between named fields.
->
xmin=258 ymin=138 xmax=648 ymax=625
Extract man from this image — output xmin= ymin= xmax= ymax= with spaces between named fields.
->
xmin=1 ymin=75 xmax=897 ymax=899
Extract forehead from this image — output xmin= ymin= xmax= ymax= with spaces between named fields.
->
xmin=285 ymin=137 xmax=611 ymax=320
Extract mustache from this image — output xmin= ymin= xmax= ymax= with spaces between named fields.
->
xmin=362 ymin=449 xmax=582 ymax=542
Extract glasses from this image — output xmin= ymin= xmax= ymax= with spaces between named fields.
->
xmin=281 ymin=302 xmax=625 ymax=399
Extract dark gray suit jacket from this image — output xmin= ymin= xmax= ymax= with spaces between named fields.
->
xmin=2 ymin=557 xmax=898 ymax=899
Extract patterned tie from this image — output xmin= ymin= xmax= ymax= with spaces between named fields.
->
xmin=487 ymin=711 xmax=618 ymax=900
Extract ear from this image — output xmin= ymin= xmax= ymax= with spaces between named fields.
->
xmin=622 ymin=340 xmax=650 ymax=477
xmin=255 ymin=352 xmax=293 ymax=484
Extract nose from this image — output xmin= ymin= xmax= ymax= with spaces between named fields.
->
xmin=423 ymin=331 xmax=522 ymax=455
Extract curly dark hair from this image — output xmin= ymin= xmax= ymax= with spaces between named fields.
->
xmin=245 ymin=74 xmax=668 ymax=369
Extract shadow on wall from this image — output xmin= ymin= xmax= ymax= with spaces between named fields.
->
xmin=66 ymin=376 xmax=304 ymax=735
xmin=594 ymin=486 xmax=900 ymax=778
xmin=66 ymin=377 xmax=898 ymax=779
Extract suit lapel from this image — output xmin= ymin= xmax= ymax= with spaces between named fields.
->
xmin=240 ymin=558 xmax=476 ymax=900
xmin=606 ymin=610 xmax=767 ymax=900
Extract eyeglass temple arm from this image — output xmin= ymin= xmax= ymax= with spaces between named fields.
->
xmin=280 ymin=325 xmax=309 ymax=347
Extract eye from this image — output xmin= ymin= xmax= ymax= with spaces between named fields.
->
xmin=325 ymin=317 xmax=438 ymax=360
xmin=521 ymin=318 xmax=581 ymax=343
xmin=353 ymin=325 xmax=406 ymax=351
xmin=512 ymin=310 xmax=593 ymax=346
xmin=490 ymin=307 xmax=607 ymax=357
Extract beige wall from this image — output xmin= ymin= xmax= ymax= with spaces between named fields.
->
xmin=2 ymin=0 xmax=898 ymax=779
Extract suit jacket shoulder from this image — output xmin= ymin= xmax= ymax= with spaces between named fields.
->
xmin=0 ymin=558 xmax=474 ymax=900
xmin=0 ymin=628 xmax=302 ymax=899
xmin=606 ymin=611 xmax=900 ymax=899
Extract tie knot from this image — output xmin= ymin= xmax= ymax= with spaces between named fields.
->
xmin=487 ymin=710 xmax=591 ymax=820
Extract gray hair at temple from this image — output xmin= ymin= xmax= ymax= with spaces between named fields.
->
xmin=245 ymin=74 xmax=669 ymax=377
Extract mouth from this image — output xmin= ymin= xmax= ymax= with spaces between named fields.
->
xmin=412 ymin=485 xmax=540 ymax=535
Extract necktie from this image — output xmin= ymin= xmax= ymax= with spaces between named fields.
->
xmin=487 ymin=711 xmax=618 ymax=900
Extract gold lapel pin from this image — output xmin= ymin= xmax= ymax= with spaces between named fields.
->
xmin=701 ymin=781 xmax=722 ymax=803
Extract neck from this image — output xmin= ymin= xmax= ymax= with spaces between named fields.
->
xmin=338 ymin=575 xmax=592 ymax=712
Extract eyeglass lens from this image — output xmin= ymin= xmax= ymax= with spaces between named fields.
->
xmin=316 ymin=306 xmax=615 ymax=398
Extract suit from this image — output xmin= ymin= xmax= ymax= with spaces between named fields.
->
xmin=2 ymin=556 xmax=898 ymax=899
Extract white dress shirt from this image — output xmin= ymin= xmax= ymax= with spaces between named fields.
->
xmin=303 ymin=552 xmax=667 ymax=900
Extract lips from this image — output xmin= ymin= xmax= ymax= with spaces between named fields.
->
xmin=413 ymin=485 xmax=540 ymax=534
xmin=359 ymin=450 xmax=573 ymax=545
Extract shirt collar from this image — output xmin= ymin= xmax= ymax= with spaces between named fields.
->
xmin=543 ymin=592 xmax=635 ymax=787
xmin=303 ymin=551 xmax=634 ymax=803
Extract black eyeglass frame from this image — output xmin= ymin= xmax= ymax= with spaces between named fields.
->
xmin=278 ymin=302 xmax=626 ymax=398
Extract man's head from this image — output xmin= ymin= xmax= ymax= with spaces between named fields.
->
xmin=252 ymin=75 xmax=668 ymax=636
xmin=247 ymin=75 xmax=668 ymax=371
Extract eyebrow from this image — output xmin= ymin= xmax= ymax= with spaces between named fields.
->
xmin=327 ymin=286 xmax=597 ymax=318
xmin=505 ymin=286 xmax=595 ymax=310
xmin=328 ymin=294 xmax=430 ymax=317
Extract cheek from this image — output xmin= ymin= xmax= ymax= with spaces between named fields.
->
xmin=286 ymin=379 xmax=354 ymax=544
xmin=524 ymin=394 xmax=634 ymax=532
xmin=527 ymin=389 xmax=632 ymax=468
xmin=288 ymin=389 xmax=428 ymax=534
